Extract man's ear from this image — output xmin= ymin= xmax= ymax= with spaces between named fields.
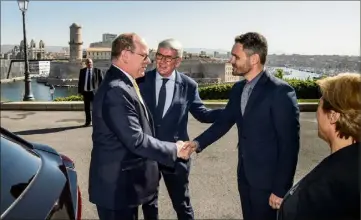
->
xmin=175 ymin=58 xmax=182 ymax=68
xmin=329 ymin=110 xmax=340 ymax=124
xmin=249 ymin=53 xmax=260 ymax=65
xmin=120 ymin=50 xmax=128 ymax=63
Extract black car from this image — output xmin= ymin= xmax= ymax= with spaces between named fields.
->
xmin=0 ymin=127 xmax=82 ymax=219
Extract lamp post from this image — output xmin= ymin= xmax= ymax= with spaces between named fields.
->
xmin=18 ymin=0 xmax=35 ymax=101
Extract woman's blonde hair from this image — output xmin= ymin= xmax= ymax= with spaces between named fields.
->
xmin=317 ymin=73 xmax=361 ymax=142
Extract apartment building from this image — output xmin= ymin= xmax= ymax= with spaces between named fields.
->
xmin=86 ymin=47 xmax=111 ymax=60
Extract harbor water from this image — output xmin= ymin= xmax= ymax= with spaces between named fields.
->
xmin=1 ymin=67 xmax=320 ymax=101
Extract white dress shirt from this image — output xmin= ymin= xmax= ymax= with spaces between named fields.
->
xmin=155 ymin=70 xmax=176 ymax=117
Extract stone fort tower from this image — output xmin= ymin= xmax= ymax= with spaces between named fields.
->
xmin=69 ymin=23 xmax=83 ymax=62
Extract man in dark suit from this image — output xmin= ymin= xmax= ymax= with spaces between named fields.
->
xmin=89 ymin=33 xmax=191 ymax=220
xmin=137 ymin=38 xmax=223 ymax=220
xmin=184 ymin=32 xmax=300 ymax=220
xmin=78 ymin=58 xmax=103 ymax=126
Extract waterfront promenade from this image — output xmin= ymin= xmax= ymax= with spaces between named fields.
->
xmin=1 ymin=110 xmax=329 ymax=219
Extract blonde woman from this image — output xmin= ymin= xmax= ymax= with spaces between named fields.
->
xmin=278 ymin=73 xmax=360 ymax=220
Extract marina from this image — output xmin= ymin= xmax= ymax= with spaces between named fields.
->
xmin=1 ymin=67 xmax=322 ymax=102
xmin=1 ymin=80 xmax=78 ymax=102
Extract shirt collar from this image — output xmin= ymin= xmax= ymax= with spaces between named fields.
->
xmin=156 ymin=70 xmax=176 ymax=82
xmin=246 ymin=70 xmax=264 ymax=87
xmin=112 ymin=64 xmax=135 ymax=83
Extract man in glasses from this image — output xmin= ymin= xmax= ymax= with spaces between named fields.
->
xmin=89 ymin=33 xmax=191 ymax=220
xmin=137 ymin=38 xmax=223 ymax=220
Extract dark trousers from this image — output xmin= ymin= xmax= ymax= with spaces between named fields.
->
xmin=237 ymin=160 xmax=277 ymax=220
xmin=82 ymin=91 xmax=94 ymax=124
xmin=142 ymin=159 xmax=194 ymax=220
xmin=96 ymin=205 xmax=138 ymax=220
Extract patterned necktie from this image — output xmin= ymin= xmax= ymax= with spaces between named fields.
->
xmin=131 ymin=79 xmax=149 ymax=120
xmin=241 ymin=83 xmax=252 ymax=115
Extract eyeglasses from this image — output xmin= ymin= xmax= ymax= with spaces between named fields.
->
xmin=126 ymin=50 xmax=149 ymax=61
xmin=155 ymin=52 xmax=178 ymax=63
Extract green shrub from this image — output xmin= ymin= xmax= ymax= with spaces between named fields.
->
xmin=199 ymin=84 xmax=233 ymax=100
xmin=54 ymin=78 xmax=321 ymax=101
xmin=199 ymin=78 xmax=321 ymax=100
xmin=54 ymin=95 xmax=83 ymax=101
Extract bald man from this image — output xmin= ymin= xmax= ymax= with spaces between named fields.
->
xmin=78 ymin=58 xmax=104 ymax=126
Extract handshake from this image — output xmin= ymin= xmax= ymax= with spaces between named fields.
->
xmin=175 ymin=141 xmax=198 ymax=160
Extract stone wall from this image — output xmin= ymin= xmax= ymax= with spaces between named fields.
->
xmin=49 ymin=61 xmax=83 ymax=79
xmin=93 ymin=60 xmax=111 ymax=73
xmin=0 ymin=59 xmax=25 ymax=80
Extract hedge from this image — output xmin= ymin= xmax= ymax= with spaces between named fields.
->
xmin=54 ymin=95 xmax=83 ymax=101
xmin=198 ymin=78 xmax=321 ymax=100
xmin=54 ymin=78 xmax=320 ymax=101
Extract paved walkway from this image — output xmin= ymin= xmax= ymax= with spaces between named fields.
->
xmin=1 ymin=111 xmax=329 ymax=219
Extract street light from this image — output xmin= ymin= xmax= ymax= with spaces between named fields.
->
xmin=18 ymin=0 xmax=35 ymax=101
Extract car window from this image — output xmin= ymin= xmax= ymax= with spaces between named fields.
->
xmin=0 ymin=134 xmax=41 ymax=216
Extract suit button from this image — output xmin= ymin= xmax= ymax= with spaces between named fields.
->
xmin=242 ymin=136 xmax=247 ymax=140
xmin=156 ymin=124 xmax=161 ymax=127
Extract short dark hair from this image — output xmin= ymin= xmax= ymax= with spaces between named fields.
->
xmin=111 ymin=33 xmax=137 ymax=60
xmin=234 ymin=32 xmax=268 ymax=65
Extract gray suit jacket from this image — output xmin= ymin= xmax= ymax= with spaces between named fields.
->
xmin=88 ymin=65 xmax=178 ymax=210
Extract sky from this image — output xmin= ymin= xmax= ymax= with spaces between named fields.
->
xmin=1 ymin=1 xmax=360 ymax=55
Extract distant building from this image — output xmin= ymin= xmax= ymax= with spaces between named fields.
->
xmin=16 ymin=39 xmax=46 ymax=60
xmin=89 ymin=33 xmax=117 ymax=48
xmin=86 ymin=47 xmax=111 ymax=60
xmin=148 ymin=57 xmax=240 ymax=83
xmin=102 ymin=33 xmax=117 ymax=43
xmin=69 ymin=23 xmax=83 ymax=62
xmin=28 ymin=39 xmax=46 ymax=59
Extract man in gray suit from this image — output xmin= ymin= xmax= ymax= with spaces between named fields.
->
xmin=137 ymin=39 xmax=223 ymax=220
xmin=89 ymin=33 xmax=191 ymax=220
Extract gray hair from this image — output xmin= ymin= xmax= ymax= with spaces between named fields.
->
xmin=157 ymin=38 xmax=183 ymax=58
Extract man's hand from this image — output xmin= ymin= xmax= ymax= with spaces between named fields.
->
xmin=176 ymin=141 xmax=191 ymax=160
xmin=183 ymin=141 xmax=198 ymax=153
xmin=176 ymin=141 xmax=198 ymax=160
xmin=183 ymin=141 xmax=198 ymax=157
xmin=269 ymin=193 xmax=283 ymax=209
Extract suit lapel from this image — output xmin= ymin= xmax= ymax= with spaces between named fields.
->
xmin=108 ymin=66 xmax=153 ymax=129
xmin=238 ymin=80 xmax=247 ymax=120
xmin=162 ymin=70 xmax=183 ymax=120
xmin=243 ymin=71 xmax=270 ymax=117
xmin=147 ymin=70 xmax=157 ymax=116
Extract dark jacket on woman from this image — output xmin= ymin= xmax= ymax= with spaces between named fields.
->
xmin=277 ymin=142 xmax=360 ymax=220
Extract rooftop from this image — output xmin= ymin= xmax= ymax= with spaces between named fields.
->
xmin=86 ymin=47 xmax=111 ymax=52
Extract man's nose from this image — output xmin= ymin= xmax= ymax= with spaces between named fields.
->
xmin=145 ymin=57 xmax=151 ymax=64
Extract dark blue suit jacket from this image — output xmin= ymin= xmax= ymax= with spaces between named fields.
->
xmin=137 ymin=69 xmax=223 ymax=143
xmin=88 ymin=65 xmax=178 ymax=210
xmin=195 ymin=71 xmax=300 ymax=198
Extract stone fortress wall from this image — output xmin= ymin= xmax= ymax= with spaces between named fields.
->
xmin=0 ymin=60 xmax=25 ymax=80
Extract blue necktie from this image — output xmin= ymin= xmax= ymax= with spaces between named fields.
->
xmin=155 ymin=78 xmax=169 ymax=121
xmin=86 ymin=69 xmax=91 ymax=91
